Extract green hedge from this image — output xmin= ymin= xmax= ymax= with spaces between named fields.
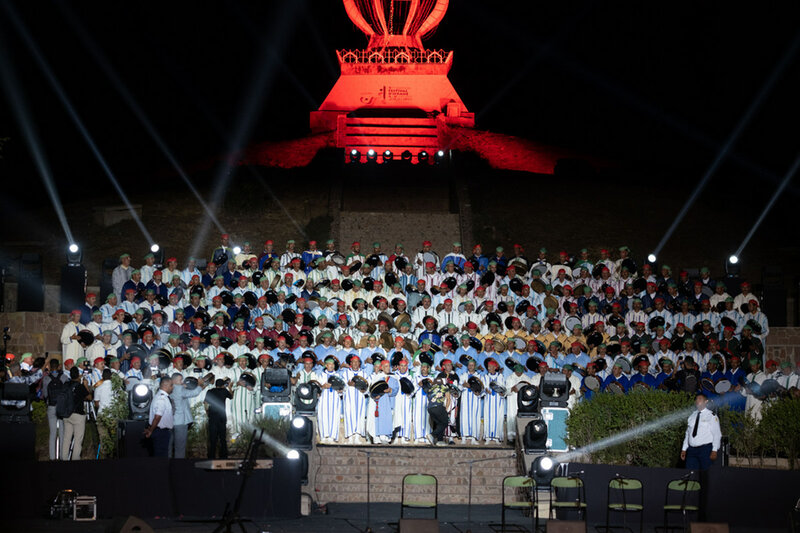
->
xmin=566 ymin=392 xmax=800 ymax=469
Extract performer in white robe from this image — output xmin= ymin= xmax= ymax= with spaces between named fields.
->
xmin=230 ymin=372 xmax=258 ymax=436
xmin=392 ymin=359 xmax=415 ymax=443
xmin=412 ymin=362 xmax=434 ymax=443
xmin=315 ymin=356 xmax=343 ymax=443
xmin=340 ymin=355 xmax=371 ymax=444
xmin=481 ymin=358 xmax=506 ymax=443
xmin=459 ymin=359 xmax=485 ymax=444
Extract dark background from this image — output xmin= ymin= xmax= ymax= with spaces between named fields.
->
xmin=0 ymin=1 xmax=799 ymax=294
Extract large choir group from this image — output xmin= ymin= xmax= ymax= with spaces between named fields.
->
xmin=25 ymin=236 xmax=797 ymax=452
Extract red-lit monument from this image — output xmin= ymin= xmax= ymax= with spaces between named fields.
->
xmin=310 ymin=0 xmax=474 ymax=163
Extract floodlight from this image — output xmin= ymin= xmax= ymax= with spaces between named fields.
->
xmin=517 ymin=384 xmax=540 ymax=416
xmin=383 ymin=150 xmax=393 ymax=162
xmin=366 ymin=149 xmax=377 ymax=162
xmin=523 ymin=415 xmax=548 ymax=454
xmin=233 ymin=246 xmax=242 ymax=255
xmin=400 ymin=150 xmax=412 ymax=162
xmin=287 ymin=449 xmax=309 ymax=485
xmin=66 ymin=244 xmax=82 ymax=266
xmin=647 ymin=254 xmax=657 ymax=263
xmin=287 ymin=449 xmax=300 ymax=460
xmin=294 ymin=381 xmax=319 ymax=415
xmin=530 ymin=455 xmax=559 ymax=486
xmin=150 ymin=244 xmax=160 ymax=253
xmin=349 ymin=149 xmax=361 ymax=163
xmin=129 ymin=383 xmax=153 ymax=421
xmin=728 ymin=255 xmax=739 ymax=264
xmin=288 ymin=415 xmax=314 ymax=450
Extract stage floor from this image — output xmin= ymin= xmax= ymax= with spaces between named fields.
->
xmin=5 ymin=503 xmax=787 ymax=533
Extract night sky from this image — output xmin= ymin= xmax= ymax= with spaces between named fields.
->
xmin=1 ymin=1 xmax=799 ymax=206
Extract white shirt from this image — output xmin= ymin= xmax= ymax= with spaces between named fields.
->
xmin=149 ymin=389 xmax=174 ymax=429
xmin=681 ymin=408 xmax=721 ymax=451
xmin=94 ymin=381 xmax=114 ymax=414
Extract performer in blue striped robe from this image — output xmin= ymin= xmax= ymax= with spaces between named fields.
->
xmin=412 ymin=362 xmax=434 ymax=443
xmin=459 ymin=359 xmax=484 ymax=444
xmin=315 ymin=356 xmax=342 ymax=444
xmin=341 ymin=355 xmax=371 ymax=444
xmin=367 ymin=360 xmax=399 ymax=444
xmin=481 ymin=359 xmax=506 ymax=443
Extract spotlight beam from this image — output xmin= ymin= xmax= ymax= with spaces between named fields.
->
xmin=652 ymin=31 xmax=800 ymax=258
xmin=0 ymin=34 xmax=75 ymax=246
xmin=56 ymin=3 xmax=226 ymax=234
xmin=4 ymin=2 xmax=154 ymax=244
xmin=189 ymin=1 xmax=304 ymax=260
xmin=734 ymin=152 xmax=800 ymax=258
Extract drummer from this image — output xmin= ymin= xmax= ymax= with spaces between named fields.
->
xmin=601 ymin=360 xmax=630 ymax=393
xmin=745 ymin=358 xmax=767 ymax=422
xmin=341 ymin=354 xmax=370 ymax=444
xmin=580 ymin=362 xmax=601 ymax=401
xmin=563 ymin=364 xmax=583 ymax=410
xmin=481 ymin=358 xmax=506 ymax=444
xmin=654 ymin=358 xmax=676 ymax=390
xmin=459 ymin=357 xmax=484 ymax=444
xmin=564 ymin=341 xmax=591 ymax=371
xmin=629 ymin=358 xmax=657 ymax=389
xmin=316 ymin=356 xmax=343 ymax=444
xmin=722 ymin=355 xmax=748 ymax=412
xmin=701 ymin=358 xmax=725 ymax=388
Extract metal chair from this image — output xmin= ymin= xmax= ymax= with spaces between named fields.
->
xmin=549 ymin=476 xmax=587 ymax=521
xmin=401 ymin=473 xmax=438 ymax=519
xmin=662 ymin=478 xmax=701 ymax=532
xmin=501 ymin=475 xmax=536 ymax=532
xmin=604 ymin=476 xmax=644 ymax=533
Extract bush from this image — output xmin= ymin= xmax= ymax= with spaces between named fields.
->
xmin=566 ymin=391 xmax=695 ymax=467
xmin=95 ymin=375 xmax=129 ymax=458
xmin=567 ymin=392 xmax=800 ymax=469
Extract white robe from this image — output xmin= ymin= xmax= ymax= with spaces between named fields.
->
xmin=60 ymin=322 xmax=85 ymax=360
xmin=392 ymin=371 xmax=415 ymax=440
xmin=459 ymin=372 xmax=484 ymax=439
xmin=315 ymin=370 xmax=342 ymax=440
xmin=482 ymin=372 xmax=506 ymax=440
xmin=412 ymin=374 xmax=432 ymax=440
xmin=340 ymin=367 xmax=371 ymax=438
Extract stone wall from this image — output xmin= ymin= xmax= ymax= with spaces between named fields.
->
xmin=312 ymin=445 xmax=520 ymax=504
xmin=0 ymin=312 xmax=68 ymax=359
xmin=765 ymin=327 xmax=800 ymax=363
xmin=339 ymin=212 xmax=462 ymax=254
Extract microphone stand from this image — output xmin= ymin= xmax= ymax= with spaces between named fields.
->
xmin=456 ymin=454 xmax=516 ymax=528
xmin=357 ymin=449 xmax=411 ymax=533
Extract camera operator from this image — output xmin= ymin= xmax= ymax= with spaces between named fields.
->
xmin=42 ymin=359 xmax=70 ymax=460
xmin=61 ymin=367 xmax=92 ymax=461
xmin=1 ymin=356 xmax=44 ymax=409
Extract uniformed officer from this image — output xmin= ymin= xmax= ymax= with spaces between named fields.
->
xmin=681 ymin=392 xmax=721 ymax=471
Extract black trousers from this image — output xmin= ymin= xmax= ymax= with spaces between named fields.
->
xmin=428 ymin=404 xmax=448 ymax=441
xmin=208 ymin=417 xmax=227 ymax=459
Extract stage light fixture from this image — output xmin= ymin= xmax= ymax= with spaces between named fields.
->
xmin=294 ymin=382 xmax=319 ymax=415
xmin=233 ymin=246 xmax=242 ymax=255
xmin=66 ymin=244 xmax=82 ymax=266
xmin=437 ymin=150 xmax=445 ymax=157
xmin=728 ymin=254 xmax=739 ymax=264
xmin=530 ymin=455 xmax=559 ymax=487
xmin=383 ymin=150 xmax=393 ymax=162
xmin=725 ymin=256 xmax=741 ymax=277
xmin=418 ymin=151 xmax=429 ymax=163
xmin=261 ymin=367 xmax=292 ymax=403
xmin=349 ymin=149 xmax=361 ymax=163
xmin=150 ymin=244 xmax=160 ymax=253
xmin=287 ymin=415 xmax=314 ymax=450
xmin=366 ymin=149 xmax=377 ymax=162
xmin=128 ymin=383 xmax=152 ymax=421
xmin=401 ymin=150 xmax=412 ymax=162
xmin=523 ymin=414 xmax=548 ymax=454
xmin=287 ymin=449 xmax=309 ymax=485
xmin=517 ymin=384 xmax=540 ymax=417
xmin=647 ymin=253 xmax=657 ymax=263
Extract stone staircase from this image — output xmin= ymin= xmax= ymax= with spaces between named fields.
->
xmin=338 ymin=211 xmax=462 ymax=252
xmin=310 ymin=444 xmax=525 ymax=505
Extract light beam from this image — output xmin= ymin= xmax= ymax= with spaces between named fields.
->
xmin=734 ymin=152 xmax=800 ymax=259
xmin=0 ymin=33 xmax=75 ymax=246
xmin=652 ymin=32 xmax=800 ymax=258
xmin=4 ymin=3 xmax=154 ymax=244
xmin=56 ymin=3 xmax=226 ymax=234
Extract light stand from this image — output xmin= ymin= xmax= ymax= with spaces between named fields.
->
xmin=357 ymin=449 xmax=411 ymax=533
xmin=212 ymin=428 xmax=263 ymax=533
xmin=457 ymin=454 xmax=516 ymax=529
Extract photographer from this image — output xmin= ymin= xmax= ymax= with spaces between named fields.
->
xmin=42 ymin=359 xmax=70 ymax=460
xmin=61 ymin=367 xmax=92 ymax=461
xmin=1 ymin=358 xmax=43 ymax=409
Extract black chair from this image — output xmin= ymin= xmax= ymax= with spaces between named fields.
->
xmin=604 ymin=476 xmax=643 ymax=533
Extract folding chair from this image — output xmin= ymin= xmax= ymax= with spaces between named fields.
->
xmin=549 ymin=476 xmax=587 ymax=521
xmin=662 ymin=478 xmax=700 ymax=532
xmin=604 ymin=476 xmax=643 ymax=533
xmin=401 ymin=473 xmax=438 ymax=519
xmin=501 ymin=475 xmax=536 ymax=532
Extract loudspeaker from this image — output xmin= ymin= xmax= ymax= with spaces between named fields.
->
xmin=689 ymin=523 xmax=729 ymax=533
xmin=761 ymin=285 xmax=787 ymax=327
xmin=0 ymin=421 xmax=35 ymax=460
xmin=547 ymin=521 xmax=587 ymax=532
xmin=398 ymin=518 xmax=439 ymax=532
xmin=117 ymin=420 xmax=150 ymax=458
xmin=17 ymin=253 xmax=43 ymax=311
xmin=60 ymin=265 xmax=87 ymax=313
xmin=107 ymin=515 xmax=155 ymax=533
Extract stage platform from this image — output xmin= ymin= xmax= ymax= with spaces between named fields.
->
xmin=4 ymin=503 xmax=791 ymax=533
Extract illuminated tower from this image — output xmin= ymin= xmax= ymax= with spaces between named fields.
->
xmin=310 ymin=0 xmax=474 ymax=163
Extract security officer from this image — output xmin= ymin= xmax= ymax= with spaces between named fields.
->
xmin=681 ymin=392 xmax=721 ymax=471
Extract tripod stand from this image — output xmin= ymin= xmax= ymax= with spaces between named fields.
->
xmin=456 ymin=453 xmax=517 ymax=529
xmin=212 ymin=429 xmax=264 ymax=533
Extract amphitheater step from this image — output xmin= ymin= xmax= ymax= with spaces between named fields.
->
xmin=310 ymin=445 xmax=524 ymax=505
